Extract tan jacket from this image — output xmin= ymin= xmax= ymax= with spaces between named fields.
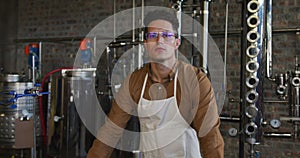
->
xmin=87 ymin=61 xmax=224 ymax=158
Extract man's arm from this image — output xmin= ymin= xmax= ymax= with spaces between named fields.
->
xmin=87 ymin=74 xmax=136 ymax=158
xmin=192 ymin=102 xmax=224 ymax=158
xmin=86 ymin=100 xmax=132 ymax=158
xmin=199 ymin=119 xmax=224 ymax=158
xmin=87 ymin=100 xmax=132 ymax=158
xmin=87 ymin=138 xmax=114 ymax=158
xmin=191 ymin=70 xmax=224 ymax=158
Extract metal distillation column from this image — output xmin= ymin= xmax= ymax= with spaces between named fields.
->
xmin=241 ymin=0 xmax=266 ymax=157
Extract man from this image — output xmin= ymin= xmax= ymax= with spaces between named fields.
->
xmin=87 ymin=9 xmax=224 ymax=158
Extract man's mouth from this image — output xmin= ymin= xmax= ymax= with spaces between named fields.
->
xmin=155 ymin=47 xmax=166 ymax=52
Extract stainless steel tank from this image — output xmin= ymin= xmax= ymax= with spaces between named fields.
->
xmin=47 ymin=68 xmax=96 ymax=158
xmin=0 ymin=74 xmax=41 ymax=157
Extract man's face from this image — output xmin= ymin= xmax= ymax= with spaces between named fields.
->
xmin=144 ymin=20 xmax=180 ymax=64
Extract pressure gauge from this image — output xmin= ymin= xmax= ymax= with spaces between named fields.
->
xmin=270 ymin=119 xmax=281 ymax=129
xmin=228 ymin=128 xmax=238 ymax=137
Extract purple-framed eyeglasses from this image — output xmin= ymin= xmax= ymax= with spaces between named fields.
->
xmin=145 ymin=32 xmax=178 ymax=41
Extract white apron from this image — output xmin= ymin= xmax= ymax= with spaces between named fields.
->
xmin=138 ymin=72 xmax=202 ymax=158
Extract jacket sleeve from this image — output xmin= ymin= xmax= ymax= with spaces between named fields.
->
xmin=86 ymin=100 xmax=132 ymax=158
xmin=198 ymin=119 xmax=224 ymax=158
xmin=87 ymin=138 xmax=114 ymax=158
xmin=191 ymin=71 xmax=224 ymax=158
xmin=87 ymin=71 xmax=141 ymax=158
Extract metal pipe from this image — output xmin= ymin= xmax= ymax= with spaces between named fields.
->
xmin=191 ymin=0 xmax=197 ymax=67
xmin=210 ymin=29 xmax=243 ymax=37
xmin=294 ymin=123 xmax=299 ymax=139
xmin=106 ymin=47 xmax=111 ymax=84
xmin=114 ymin=0 xmax=116 ymax=41
xmin=224 ymin=0 xmax=229 ymax=96
xmin=201 ymin=0 xmax=210 ymax=74
xmin=280 ymin=116 xmax=300 ymax=122
xmin=132 ymin=0 xmax=135 ymax=44
xmin=14 ymin=28 xmax=300 ymax=44
xmin=263 ymin=132 xmax=292 ymax=137
xmin=172 ymin=4 xmax=201 ymax=9
xmin=239 ymin=1 xmax=248 ymax=157
xmin=112 ymin=0 xmax=118 ymax=68
xmin=16 ymin=37 xmax=85 ymax=43
xmin=93 ymin=36 xmax=97 ymax=63
xmin=211 ymin=27 xmax=300 ymax=37
xmin=138 ymin=0 xmax=145 ymax=70
xmin=289 ymin=56 xmax=300 ymax=120
xmin=39 ymin=42 xmax=42 ymax=77
xmin=220 ymin=116 xmax=240 ymax=121
xmin=32 ymin=55 xmax=35 ymax=85
xmin=276 ymin=74 xmax=287 ymax=96
xmin=108 ymin=41 xmax=141 ymax=48
xmin=31 ymin=59 xmax=36 ymax=158
xmin=32 ymin=109 xmax=37 ymax=158
xmin=175 ymin=0 xmax=183 ymax=63
xmin=175 ymin=10 xmax=201 ymax=15
xmin=177 ymin=0 xmax=183 ymax=41
xmin=291 ymin=79 xmax=300 ymax=117
xmin=132 ymin=0 xmax=136 ymax=72
xmin=266 ymin=0 xmax=275 ymax=81
xmin=263 ymin=100 xmax=289 ymax=103
xmin=273 ymin=27 xmax=300 ymax=34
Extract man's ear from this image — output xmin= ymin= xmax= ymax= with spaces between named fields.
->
xmin=144 ymin=40 xmax=148 ymax=50
xmin=175 ymin=38 xmax=181 ymax=49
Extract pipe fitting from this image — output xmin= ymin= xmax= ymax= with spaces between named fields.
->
xmin=247 ymin=30 xmax=260 ymax=43
xmin=245 ymin=105 xmax=258 ymax=119
xmin=246 ymin=137 xmax=257 ymax=145
xmin=292 ymin=77 xmax=300 ymax=87
xmin=247 ymin=0 xmax=260 ymax=13
xmin=246 ymin=45 xmax=259 ymax=58
xmin=172 ymin=4 xmax=179 ymax=10
xmin=247 ymin=14 xmax=260 ymax=28
xmin=245 ymin=122 xmax=258 ymax=136
xmin=276 ymin=85 xmax=286 ymax=95
xmin=246 ymin=75 xmax=259 ymax=88
xmin=246 ymin=60 xmax=260 ymax=73
xmin=245 ymin=90 xmax=259 ymax=104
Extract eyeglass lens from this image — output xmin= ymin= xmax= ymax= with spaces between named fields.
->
xmin=146 ymin=32 xmax=176 ymax=41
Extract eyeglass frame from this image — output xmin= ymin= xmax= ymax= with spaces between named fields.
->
xmin=144 ymin=31 xmax=178 ymax=42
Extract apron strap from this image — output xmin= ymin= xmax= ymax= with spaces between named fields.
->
xmin=140 ymin=69 xmax=178 ymax=100
xmin=140 ymin=73 xmax=148 ymax=101
xmin=173 ymin=70 xmax=178 ymax=98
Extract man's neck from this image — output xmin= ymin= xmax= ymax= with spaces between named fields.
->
xmin=150 ymin=59 xmax=176 ymax=83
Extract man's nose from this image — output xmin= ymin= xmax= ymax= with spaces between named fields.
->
xmin=156 ymin=34 xmax=164 ymax=43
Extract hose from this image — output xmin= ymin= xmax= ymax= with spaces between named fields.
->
xmin=39 ymin=67 xmax=73 ymax=146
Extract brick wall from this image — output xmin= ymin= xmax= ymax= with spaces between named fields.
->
xmin=3 ymin=0 xmax=300 ymax=157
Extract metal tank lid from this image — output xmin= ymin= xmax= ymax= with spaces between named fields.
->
xmin=62 ymin=68 xmax=96 ymax=78
xmin=0 ymin=73 xmax=20 ymax=82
